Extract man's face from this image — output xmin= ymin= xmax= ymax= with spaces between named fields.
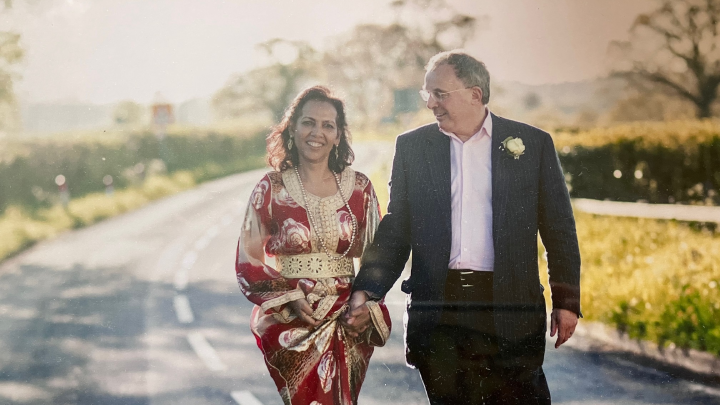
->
xmin=423 ymin=64 xmax=479 ymax=136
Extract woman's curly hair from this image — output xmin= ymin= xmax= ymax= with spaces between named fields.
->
xmin=266 ymin=85 xmax=354 ymax=173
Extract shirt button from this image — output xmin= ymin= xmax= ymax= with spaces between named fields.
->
xmin=463 ymin=248 xmax=468 ymax=252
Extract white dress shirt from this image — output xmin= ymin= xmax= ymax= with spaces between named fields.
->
xmin=440 ymin=109 xmax=494 ymax=271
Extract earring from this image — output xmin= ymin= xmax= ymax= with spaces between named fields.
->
xmin=288 ymin=137 xmax=294 ymax=150
xmin=334 ymin=145 xmax=339 ymax=160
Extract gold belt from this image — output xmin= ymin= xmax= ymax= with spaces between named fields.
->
xmin=277 ymin=253 xmax=355 ymax=279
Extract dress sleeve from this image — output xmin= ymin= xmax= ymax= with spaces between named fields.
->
xmin=357 ymin=179 xmax=392 ymax=345
xmin=235 ymin=176 xmax=305 ymax=321
xmin=360 ymin=180 xmax=382 ymax=254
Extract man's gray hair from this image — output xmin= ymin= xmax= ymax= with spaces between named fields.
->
xmin=426 ymin=50 xmax=490 ymax=104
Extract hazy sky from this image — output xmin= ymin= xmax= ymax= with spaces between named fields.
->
xmin=7 ymin=0 xmax=656 ymax=104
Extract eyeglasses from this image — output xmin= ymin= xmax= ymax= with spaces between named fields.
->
xmin=419 ymin=87 xmax=472 ymax=102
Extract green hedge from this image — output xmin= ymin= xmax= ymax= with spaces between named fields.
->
xmin=0 ymin=128 xmax=267 ymax=213
xmin=554 ymin=120 xmax=720 ymax=205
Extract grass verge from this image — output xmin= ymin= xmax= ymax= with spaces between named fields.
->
xmin=568 ymin=212 xmax=720 ymax=355
xmin=0 ymin=153 xmax=265 ymax=263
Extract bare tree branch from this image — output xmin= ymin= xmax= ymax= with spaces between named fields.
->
xmin=614 ymin=0 xmax=720 ymax=118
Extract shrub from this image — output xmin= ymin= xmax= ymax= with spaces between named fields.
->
xmin=0 ymin=128 xmax=266 ymax=214
xmin=554 ymin=120 xmax=720 ymax=205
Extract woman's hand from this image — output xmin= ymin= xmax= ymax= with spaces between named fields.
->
xmin=341 ymin=291 xmax=371 ymax=338
xmin=289 ymin=298 xmax=322 ymax=327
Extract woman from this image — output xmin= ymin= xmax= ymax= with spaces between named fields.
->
xmin=235 ymin=86 xmax=391 ymax=405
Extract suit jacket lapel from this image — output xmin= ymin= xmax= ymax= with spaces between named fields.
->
xmin=423 ymin=127 xmax=452 ymax=236
xmin=491 ymin=114 xmax=511 ymax=245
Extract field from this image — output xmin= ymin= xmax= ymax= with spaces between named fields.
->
xmin=568 ymin=212 xmax=720 ymax=355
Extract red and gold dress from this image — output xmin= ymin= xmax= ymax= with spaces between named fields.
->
xmin=235 ymin=167 xmax=391 ymax=405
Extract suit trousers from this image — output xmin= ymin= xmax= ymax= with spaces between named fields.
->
xmin=416 ymin=270 xmax=551 ymax=405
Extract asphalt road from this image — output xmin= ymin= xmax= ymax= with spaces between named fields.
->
xmin=1 ymin=142 xmax=719 ymax=405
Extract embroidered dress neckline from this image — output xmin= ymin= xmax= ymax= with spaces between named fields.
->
xmin=282 ymin=168 xmax=355 ymax=210
xmin=281 ymin=168 xmax=355 ymax=254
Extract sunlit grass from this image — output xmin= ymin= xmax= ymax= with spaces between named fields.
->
xmin=0 ymin=172 xmax=196 ymax=262
xmin=569 ymin=212 xmax=720 ymax=354
xmin=552 ymin=119 xmax=720 ymax=149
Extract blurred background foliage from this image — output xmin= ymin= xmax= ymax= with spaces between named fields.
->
xmin=0 ymin=0 xmax=717 ymax=134
xmin=555 ymin=120 xmax=720 ymax=205
xmin=0 ymin=126 xmax=266 ymax=261
xmin=608 ymin=0 xmax=720 ymax=120
xmin=0 ymin=29 xmax=23 ymax=132
xmin=0 ymin=127 xmax=266 ymax=213
xmin=212 ymin=0 xmax=479 ymax=129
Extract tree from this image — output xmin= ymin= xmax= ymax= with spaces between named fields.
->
xmin=0 ymin=2 xmax=24 ymax=131
xmin=213 ymin=0 xmax=480 ymax=128
xmin=324 ymin=0 xmax=479 ymax=126
xmin=611 ymin=0 xmax=720 ymax=118
xmin=212 ymin=39 xmax=322 ymax=123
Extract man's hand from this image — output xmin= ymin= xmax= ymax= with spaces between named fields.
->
xmin=289 ymin=298 xmax=321 ymax=328
xmin=550 ymin=308 xmax=578 ymax=348
xmin=341 ymin=291 xmax=372 ymax=338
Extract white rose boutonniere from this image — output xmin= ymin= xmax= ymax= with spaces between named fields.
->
xmin=501 ymin=136 xmax=525 ymax=159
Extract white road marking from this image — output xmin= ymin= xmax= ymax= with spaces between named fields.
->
xmin=153 ymin=238 xmax=188 ymax=278
xmin=195 ymin=223 xmax=223 ymax=250
xmin=206 ymin=225 xmax=220 ymax=239
xmin=231 ymin=391 xmax=264 ymax=405
xmin=174 ymin=269 xmax=189 ymax=291
xmin=182 ymin=251 xmax=198 ymax=269
xmin=614 ymin=359 xmax=668 ymax=378
xmin=187 ymin=332 xmax=228 ymax=371
xmin=173 ymin=294 xmax=195 ymax=324
xmin=194 ymin=237 xmax=210 ymax=250
xmin=686 ymin=382 xmax=720 ymax=397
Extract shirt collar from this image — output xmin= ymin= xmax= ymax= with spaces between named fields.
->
xmin=439 ymin=107 xmax=492 ymax=141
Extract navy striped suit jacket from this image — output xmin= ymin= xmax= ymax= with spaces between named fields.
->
xmin=354 ymin=113 xmax=581 ymax=367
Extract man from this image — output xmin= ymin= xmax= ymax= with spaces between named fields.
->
xmin=342 ymin=50 xmax=581 ymax=404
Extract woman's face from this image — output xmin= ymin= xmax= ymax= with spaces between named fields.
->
xmin=291 ymin=100 xmax=340 ymax=167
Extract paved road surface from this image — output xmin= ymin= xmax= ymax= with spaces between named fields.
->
xmin=0 ymin=142 xmax=719 ymax=405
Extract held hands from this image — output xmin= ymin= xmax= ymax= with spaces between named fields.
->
xmin=289 ymin=298 xmax=322 ymax=328
xmin=550 ymin=308 xmax=578 ymax=349
xmin=340 ymin=291 xmax=372 ymax=338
